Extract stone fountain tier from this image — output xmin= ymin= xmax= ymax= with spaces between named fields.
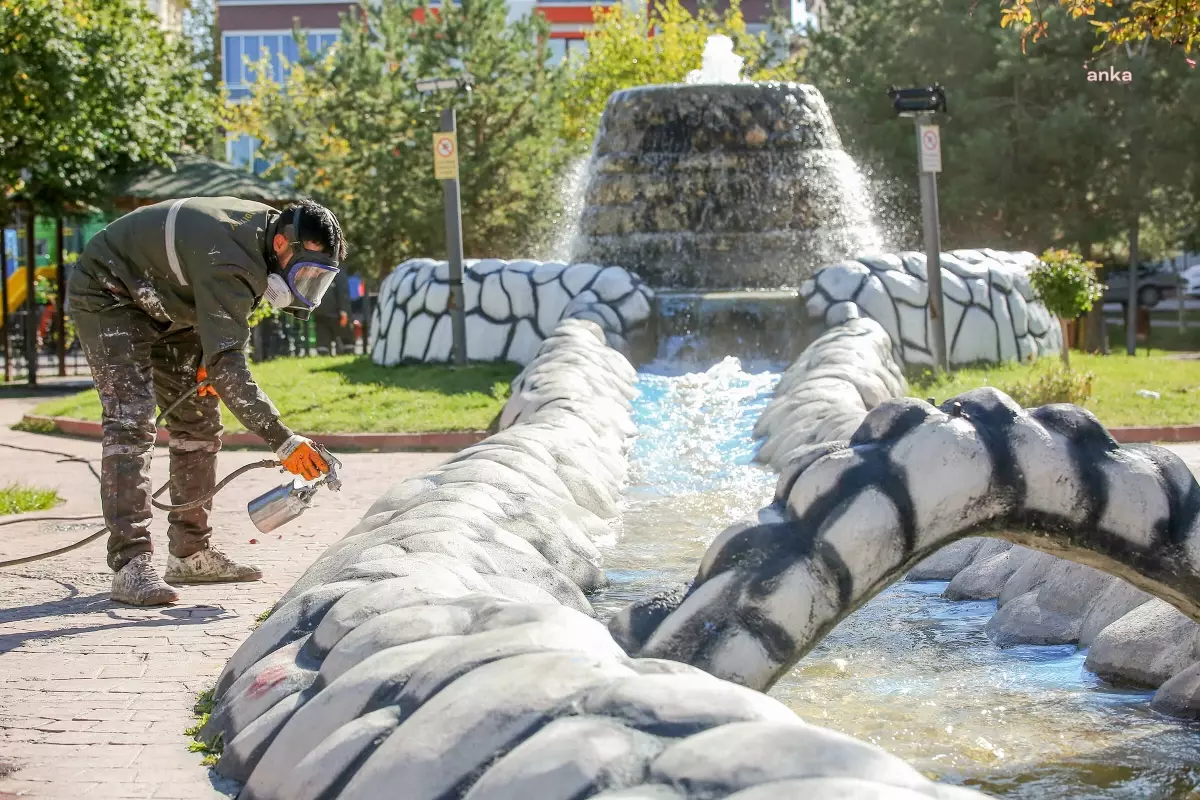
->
xmin=573 ymin=82 xmax=879 ymax=290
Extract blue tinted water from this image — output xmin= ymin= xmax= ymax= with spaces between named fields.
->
xmin=598 ymin=360 xmax=1200 ymax=799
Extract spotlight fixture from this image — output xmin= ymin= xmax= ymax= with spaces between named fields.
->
xmin=887 ymin=84 xmax=948 ymax=116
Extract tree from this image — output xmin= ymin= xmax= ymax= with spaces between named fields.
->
xmin=1029 ymin=248 xmax=1105 ymax=365
xmin=0 ymin=0 xmax=217 ymax=219
xmin=998 ymin=0 xmax=1200 ymax=56
xmin=561 ymin=0 xmax=801 ymax=144
xmin=803 ymin=0 xmax=1200 ymax=261
xmin=229 ymin=0 xmax=579 ymax=281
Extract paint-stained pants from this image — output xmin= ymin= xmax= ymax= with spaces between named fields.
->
xmin=72 ymin=305 xmax=223 ymax=571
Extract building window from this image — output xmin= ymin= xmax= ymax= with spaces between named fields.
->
xmin=546 ymin=36 xmax=588 ymax=66
xmin=227 ymin=134 xmax=274 ymax=176
xmin=221 ymin=30 xmax=340 ymax=96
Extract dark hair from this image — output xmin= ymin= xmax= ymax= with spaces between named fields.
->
xmin=283 ymin=200 xmax=348 ymax=262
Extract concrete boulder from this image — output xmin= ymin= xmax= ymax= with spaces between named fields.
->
xmin=1085 ymin=599 xmax=1200 ymax=687
xmin=907 ymin=538 xmax=985 ymax=581
xmin=984 ymin=560 xmax=1116 ymax=647
xmin=1150 ymin=660 xmax=1200 ymax=719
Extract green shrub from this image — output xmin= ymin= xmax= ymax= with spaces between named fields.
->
xmin=1030 ymin=249 xmax=1105 ymax=319
xmin=999 ymin=361 xmax=1095 ymax=407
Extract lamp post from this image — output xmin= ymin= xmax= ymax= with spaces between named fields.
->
xmin=889 ymin=84 xmax=949 ymax=375
xmin=416 ymin=74 xmax=474 ymax=366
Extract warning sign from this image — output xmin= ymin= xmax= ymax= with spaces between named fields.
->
xmin=918 ymin=124 xmax=941 ymax=173
xmin=433 ymin=132 xmax=458 ymax=180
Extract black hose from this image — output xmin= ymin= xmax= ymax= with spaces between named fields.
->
xmin=149 ymin=460 xmax=280 ymax=512
xmin=0 ymin=377 xmax=280 ymax=568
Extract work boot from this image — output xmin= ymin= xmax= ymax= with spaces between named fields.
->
xmin=165 ymin=547 xmax=263 ymax=585
xmin=112 ymin=553 xmax=180 ymax=606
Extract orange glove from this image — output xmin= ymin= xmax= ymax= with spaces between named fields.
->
xmin=196 ymin=365 xmax=219 ymax=397
xmin=339 ymin=311 xmax=349 ymax=327
xmin=275 ymin=435 xmax=330 ymax=481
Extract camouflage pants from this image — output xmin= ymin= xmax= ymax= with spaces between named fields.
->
xmin=72 ymin=305 xmax=223 ymax=571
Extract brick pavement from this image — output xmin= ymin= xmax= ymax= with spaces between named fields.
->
xmin=0 ymin=394 xmax=448 ymax=799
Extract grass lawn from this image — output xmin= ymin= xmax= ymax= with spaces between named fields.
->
xmin=30 ymin=356 xmax=520 ymax=434
xmin=0 ymin=483 xmax=61 ymax=515
xmin=911 ymin=351 xmax=1200 ymax=428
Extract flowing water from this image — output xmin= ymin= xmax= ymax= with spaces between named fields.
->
xmin=595 ymin=360 xmax=1200 ymax=799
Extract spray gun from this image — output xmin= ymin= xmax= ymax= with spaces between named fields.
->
xmin=247 ymin=444 xmax=343 ymax=534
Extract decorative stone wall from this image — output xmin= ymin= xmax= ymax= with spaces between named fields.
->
xmin=800 ymin=249 xmax=1062 ymax=367
xmin=368 ymin=259 xmax=654 ymax=366
xmin=750 ymin=313 xmax=907 ymax=471
xmin=912 ymin=538 xmax=1200 ymax=718
xmin=623 ymin=383 xmax=1200 ymax=700
xmin=204 ymin=318 xmax=991 ymax=799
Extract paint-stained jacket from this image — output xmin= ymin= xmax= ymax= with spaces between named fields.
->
xmin=69 ymin=197 xmax=293 ymax=450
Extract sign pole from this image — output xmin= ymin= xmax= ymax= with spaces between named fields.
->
xmin=437 ymin=108 xmax=468 ymax=366
xmin=915 ymin=114 xmax=949 ymax=375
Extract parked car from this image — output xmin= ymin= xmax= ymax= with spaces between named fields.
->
xmin=1101 ymin=264 xmax=1181 ymax=308
xmin=1183 ymin=264 xmax=1200 ymax=298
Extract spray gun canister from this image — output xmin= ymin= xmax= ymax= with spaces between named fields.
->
xmin=247 ymin=447 xmax=342 ymax=534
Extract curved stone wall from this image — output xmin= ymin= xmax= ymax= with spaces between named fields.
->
xmin=800 ymin=249 xmax=1062 ymax=367
xmin=750 ymin=312 xmax=907 ymax=471
xmin=912 ymin=538 xmax=1200 ymax=717
xmin=204 ymin=318 xmax=987 ymax=799
xmin=368 ymin=259 xmax=654 ymax=366
xmin=624 ymin=384 xmax=1200 ymax=695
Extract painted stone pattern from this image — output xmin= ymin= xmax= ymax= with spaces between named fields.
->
xmin=205 ymin=319 xmax=990 ymax=800
xmin=619 ymin=325 xmax=1200 ymax=713
xmin=368 ymin=259 xmax=654 ymax=366
xmin=800 ymin=249 xmax=1063 ymax=367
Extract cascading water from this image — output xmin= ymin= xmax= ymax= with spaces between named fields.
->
xmin=599 ymin=361 xmax=1200 ymax=798
xmin=571 ymin=36 xmax=883 ymax=290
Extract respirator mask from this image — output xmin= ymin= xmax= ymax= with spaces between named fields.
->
xmin=264 ymin=207 xmax=341 ymax=321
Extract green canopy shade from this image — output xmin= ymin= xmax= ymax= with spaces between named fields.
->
xmin=112 ymin=153 xmax=305 ymax=210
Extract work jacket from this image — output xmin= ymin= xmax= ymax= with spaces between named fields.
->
xmin=68 ymin=197 xmax=293 ymax=450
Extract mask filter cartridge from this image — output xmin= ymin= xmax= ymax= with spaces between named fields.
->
xmin=264 ymin=273 xmax=294 ymax=309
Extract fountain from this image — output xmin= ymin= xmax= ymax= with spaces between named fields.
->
xmin=572 ymin=38 xmax=881 ymax=292
xmin=563 ymin=35 xmax=882 ymax=364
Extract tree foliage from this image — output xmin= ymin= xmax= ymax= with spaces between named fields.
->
xmin=804 ymin=0 xmax=1200 ymax=259
xmin=229 ymin=0 xmax=578 ymax=281
xmin=999 ymin=0 xmax=1200 ymax=55
xmin=561 ymin=0 xmax=801 ymax=143
xmin=0 ymin=0 xmax=217 ymax=219
xmin=1030 ymin=248 xmax=1105 ymax=318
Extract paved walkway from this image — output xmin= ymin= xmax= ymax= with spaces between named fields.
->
xmin=0 ymin=394 xmax=448 ymax=799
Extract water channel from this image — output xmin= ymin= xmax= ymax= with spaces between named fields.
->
xmin=593 ymin=359 xmax=1200 ymax=799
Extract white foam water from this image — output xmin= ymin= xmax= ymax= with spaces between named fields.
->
xmin=686 ymin=35 xmax=745 ymax=85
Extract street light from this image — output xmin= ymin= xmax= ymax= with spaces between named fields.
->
xmin=889 ymin=83 xmax=949 ymax=375
xmin=415 ymin=73 xmax=474 ymax=366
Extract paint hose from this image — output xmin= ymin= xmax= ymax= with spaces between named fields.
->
xmin=0 ymin=378 xmax=281 ymax=568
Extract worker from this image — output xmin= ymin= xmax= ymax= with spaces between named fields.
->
xmin=66 ymin=197 xmax=347 ymax=606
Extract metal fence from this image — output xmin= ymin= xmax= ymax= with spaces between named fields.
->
xmin=0 ymin=306 xmax=91 ymax=384
xmin=0 ymin=293 xmax=375 ymax=383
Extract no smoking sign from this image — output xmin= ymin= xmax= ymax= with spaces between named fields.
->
xmin=433 ymin=132 xmax=459 ymax=180
xmin=918 ymin=124 xmax=941 ymax=173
